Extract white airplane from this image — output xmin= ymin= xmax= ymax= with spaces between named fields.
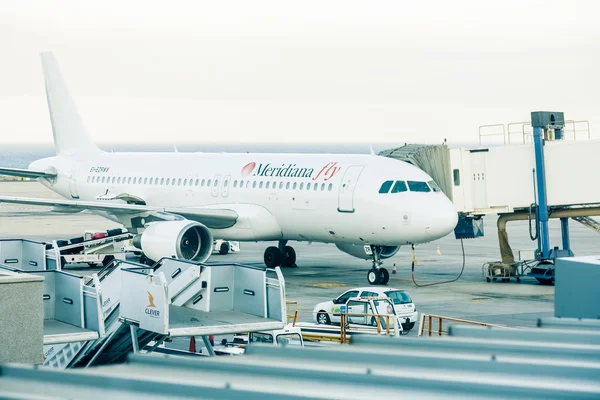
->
xmin=0 ymin=52 xmax=458 ymax=285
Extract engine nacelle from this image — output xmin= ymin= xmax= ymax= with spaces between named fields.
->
xmin=133 ymin=220 xmax=213 ymax=263
xmin=335 ymin=244 xmax=400 ymax=260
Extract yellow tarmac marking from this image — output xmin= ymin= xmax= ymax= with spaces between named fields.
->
xmin=470 ymin=298 xmax=491 ymax=302
xmin=306 ymin=283 xmax=348 ymax=288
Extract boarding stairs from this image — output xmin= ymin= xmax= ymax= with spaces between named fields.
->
xmin=45 ymin=258 xmax=287 ymax=368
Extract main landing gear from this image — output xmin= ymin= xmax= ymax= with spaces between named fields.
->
xmin=367 ymin=245 xmax=389 ymax=285
xmin=264 ymin=240 xmax=297 ymax=268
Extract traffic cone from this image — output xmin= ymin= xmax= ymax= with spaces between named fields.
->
xmin=436 ymin=246 xmax=441 ymax=255
xmin=189 ymin=336 xmax=197 ymax=353
xmin=392 ymin=263 xmax=397 ymax=274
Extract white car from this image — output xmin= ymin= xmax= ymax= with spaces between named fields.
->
xmin=213 ymin=240 xmax=240 ymax=255
xmin=313 ymin=287 xmax=418 ymax=331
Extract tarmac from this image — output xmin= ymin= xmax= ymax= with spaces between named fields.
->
xmin=2 ymin=181 xmax=599 ymax=340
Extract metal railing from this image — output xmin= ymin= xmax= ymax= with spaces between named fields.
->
xmin=418 ymin=313 xmax=505 ymax=337
xmin=286 ymin=301 xmax=401 ymax=344
xmin=480 ymin=119 xmax=590 ymax=145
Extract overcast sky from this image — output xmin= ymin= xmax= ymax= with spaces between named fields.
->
xmin=1 ymin=0 xmax=599 ymax=145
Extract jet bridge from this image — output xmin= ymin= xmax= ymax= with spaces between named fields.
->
xmin=382 ymin=114 xmax=599 ymax=283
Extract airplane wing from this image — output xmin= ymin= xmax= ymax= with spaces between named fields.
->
xmin=0 ymin=167 xmax=57 ymax=179
xmin=0 ymin=196 xmax=238 ymax=229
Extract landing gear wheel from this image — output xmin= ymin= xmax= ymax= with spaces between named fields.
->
xmin=486 ymin=277 xmax=491 ymax=283
xmin=264 ymin=246 xmax=281 ymax=268
xmin=367 ymin=269 xmax=380 ymax=285
xmin=317 ymin=312 xmax=330 ymax=325
xmin=219 ymin=242 xmax=230 ymax=255
xmin=378 ymin=268 xmax=390 ymax=285
xmin=281 ymin=246 xmax=297 ymax=267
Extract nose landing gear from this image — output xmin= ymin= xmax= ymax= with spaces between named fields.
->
xmin=367 ymin=245 xmax=389 ymax=285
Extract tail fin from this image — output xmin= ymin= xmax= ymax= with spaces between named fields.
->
xmin=40 ymin=52 xmax=102 ymax=156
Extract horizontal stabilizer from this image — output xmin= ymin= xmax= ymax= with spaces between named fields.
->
xmin=0 ymin=167 xmax=57 ymax=179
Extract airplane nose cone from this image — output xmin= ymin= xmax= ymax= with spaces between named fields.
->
xmin=426 ymin=197 xmax=458 ymax=240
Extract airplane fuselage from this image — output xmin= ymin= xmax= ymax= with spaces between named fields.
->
xmin=31 ymin=151 xmax=458 ymax=246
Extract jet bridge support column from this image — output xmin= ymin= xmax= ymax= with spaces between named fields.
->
xmin=532 ymin=123 xmax=551 ymax=259
xmin=561 ymin=218 xmax=571 ymax=254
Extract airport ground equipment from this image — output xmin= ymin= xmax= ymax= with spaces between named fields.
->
xmin=0 ymin=265 xmax=105 ymax=367
xmin=27 ymin=257 xmax=287 ymax=368
xmin=382 ymin=113 xmax=599 ymax=284
xmin=1 ymin=317 xmax=598 ymax=399
xmin=0 ymin=232 xmax=135 ymax=271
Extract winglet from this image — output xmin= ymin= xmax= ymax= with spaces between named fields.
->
xmin=40 ymin=52 xmax=102 ymax=156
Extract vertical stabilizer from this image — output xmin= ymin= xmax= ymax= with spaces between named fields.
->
xmin=40 ymin=52 xmax=102 ymax=156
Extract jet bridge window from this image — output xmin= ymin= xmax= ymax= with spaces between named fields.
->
xmin=407 ymin=181 xmax=431 ymax=192
xmin=391 ymin=181 xmax=407 ymax=193
xmin=379 ymin=180 xmax=393 ymax=194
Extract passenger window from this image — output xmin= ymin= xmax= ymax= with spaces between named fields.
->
xmin=391 ymin=181 xmax=407 ymax=193
xmin=328 ymin=183 xmax=333 ymax=191
xmin=293 ymin=182 xmax=297 ymax=190
xmin=87 ymin=176 xmax=90 ymax=183
xmin=379 ymin=180 xmax=393 ymax=194
xmin=253 ymin=181 xmax=257 ymax=188
xmin=172 ymin=179 xmax=176 ymax=186
xmin=321 ymin=183 xmax=325 ymax=191
xmin=133 ymin=177 xmax=137 ymax=184
xmin=428 ymin=180 xmax=442 ymax=192
xmin=286 ymin=182 xmax=290 ymax=190
xmin=149 ymin=178 xmax=153 ymax=185
xmin=306 ymin=183 xmax=311 ymax=190
xmin=453 ymin=169 xmax=461 ymax=186
xmin=207 ymin=179 xmax=211 ymax=187
xmin=160 ymin=178 xmax=164 ymax=185
xmin=314 ymin=183 xmax=318 ymax=191
xmin=279 ymin=182 xmax=283 ymax=189
xmin=233 ymin=180 xmax=238 ymax=188
xmin=101 ymin=176 xmax=106 ymax=183
xmin=128 ymin=177 xmax=132 ymax=184
xmin=214 ymin=179 xmax=218 ymax=187
xmin=246 ymin=181 xmax=251 ymax=188
xmin=144 ymin=177 xmax=148 ymax=184
xmin=111 ymin=177 xmax=116 ymax=184
xmin=183 ymin=179 xmax=187 ymax=186
xmin=91 ymin=176 xmax=96 ymax=183
xmin=166 ymin=178 xmax=170 ymax=185
xmin=224 ymin=179 xmax=229 ymax=187
xmin=299 ymin=182 xmax=304 ymax=190
xmin=407 ymin=181 xmax=431 ymax=192
xmin=266 ymin=181 xmax=270 ymax=189
xmin=259 ymin=181 xmax=263 ymax=188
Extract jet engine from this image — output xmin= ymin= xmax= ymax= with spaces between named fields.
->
xmin=133 ymin=220 xmax=213 ymax=263
xmin=335 ymin=244 xmax=400 ymax=260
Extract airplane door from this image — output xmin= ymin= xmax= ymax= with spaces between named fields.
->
xmin=222 ymin=174 xmax=231 ymax=197
xmin=69 ymin=167 xmax=79 ymax=199
xmin=337 ymin=165 xmax=364 ymax=213
xmin=211 ymin=174 xmax=221 ymax=197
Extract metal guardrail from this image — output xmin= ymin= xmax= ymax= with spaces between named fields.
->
xmin=285 ymin=301 xmax=401 ymax=344
xmin=418 ymin=313 xmax=505 ymax=337
xmin=480 ymin=119 xmax=590 ymax=145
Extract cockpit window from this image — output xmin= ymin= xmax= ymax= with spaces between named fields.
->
xmin=379 ymin=181 xmax=393 ymax=194
xmin=391 ymin=181 xmax=407 ymax=193
xmin=428 ymin=180 xmax=442 ymax=192
xmin=407 ymin=181 xmax=431 ymax=192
